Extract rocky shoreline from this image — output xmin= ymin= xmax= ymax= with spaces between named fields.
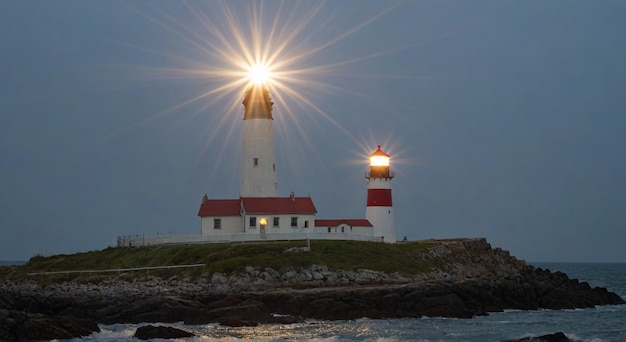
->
xmin=1 ymin=238 xmax=624 ymax=340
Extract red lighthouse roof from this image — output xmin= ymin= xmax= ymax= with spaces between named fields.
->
xmin=370 ymin=145 xmax=389 ymax=157
xmin=369 ymin=145 xmax=391 ymax=168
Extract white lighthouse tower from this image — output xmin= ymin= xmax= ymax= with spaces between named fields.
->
xmin=365 ymin=145 xmax=396 ymax=243
xmin=240 ymin=84 xmax=278 ymax=197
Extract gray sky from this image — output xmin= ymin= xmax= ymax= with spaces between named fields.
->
xmin=1 ymin=1 xmax=625 ymax=262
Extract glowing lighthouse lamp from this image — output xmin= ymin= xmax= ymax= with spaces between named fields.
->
xmin=365 ymin=145 xmax=396 ymax=243
xmin=370 ymin=151 xmax=390 ymax=167
xmin=247 ymin=63 xmax=272 ymax=85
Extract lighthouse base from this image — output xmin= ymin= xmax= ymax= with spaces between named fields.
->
xmin=366 ymin=206 xmax=396 ymax=243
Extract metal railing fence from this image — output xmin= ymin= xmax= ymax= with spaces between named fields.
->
xmin=117 ymin=232 xmax=383 ymax=247
xmin=27 ymin=263 xmax=206 ymax=276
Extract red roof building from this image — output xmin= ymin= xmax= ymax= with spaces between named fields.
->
xmin=314 ymin=218 xmax=374 ymax=236
xmin=198 ymin=195 xmax=318 ymax=235
xmin=197 ymin=196 xmax=317 ymax=217
xmin=242 ymin=197 xmax=317 ymax=214
xmin=315 ymin=219 xmax=372 ymax=227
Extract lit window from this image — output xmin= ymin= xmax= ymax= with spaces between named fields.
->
xmin=249 ymin=217 xmax=256 ymax=227
xmin=213 ymin=218 xmax=221 ymax=230
xmin=273 ymin=217 xmax=279 ymax=227
xmin=291 ymin=217 xmax=298 ymax=227
xmin=253 ymin=158 xmax=259 ymax=166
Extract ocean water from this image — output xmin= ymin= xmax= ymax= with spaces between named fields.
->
xmin=66 ymin=263 xmax=626 ymax=342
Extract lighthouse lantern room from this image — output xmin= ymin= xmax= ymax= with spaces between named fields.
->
xmin=365 ymin=145 xmax=396 ymax=243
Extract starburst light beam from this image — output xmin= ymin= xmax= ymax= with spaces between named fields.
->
xmin=247 ymin=63 xmax=272 ymax=84
xmin=111 ymin=1 xmax=429 ymax=184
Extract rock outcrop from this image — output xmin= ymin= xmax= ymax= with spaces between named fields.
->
xmin=0 ymin=308 xmax=99 ymax=341
xmin=133 ymin=325 xmax=196 ymax=340
xmin=0 ymin=238 xmax=623 ymax=341
xmin=507 ymin=331 xmax=573 ymax=342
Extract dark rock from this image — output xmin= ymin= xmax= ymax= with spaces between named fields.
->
xmin=134 ymin=324 xmax=196 ymax=340
xmin=201 ymin=300 xmax=273 ymax=324
xmin=0 ymin=309 xmax=99 ymax=341
xmin=507 ymin=331 xmax=573 ymax=341
xmin=218 ymin=319 xmax=259 ymax=327
xmin=97 ymin=296 xmax=207 ymax=324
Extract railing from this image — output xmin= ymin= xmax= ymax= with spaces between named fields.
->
xmin=365 ymin=171 xmax=395 ymax=179
xmin=27 ymin=263 xmax=206 ymax=276
xmin=117 ymin=232 xmax=383 ymax=247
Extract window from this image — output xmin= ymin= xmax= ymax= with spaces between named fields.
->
xmin=253 ymin=158 xmax=259 ymax=166
xmin=341 ymin=226 xmax=345 ymax=233
xmin=328 ymin=227 xmax=331 ymax=233
xmin=273 ymin=217 xmax=279 ymax=227
xmin=290 ymin=217 xmax=298 ymax=227
xmin=304 ymin=220 xmax=309 ymax=228
xmin=213 ymin=218 xmax=221 ymax=230
xmin=273 ymin=163 xmax=276 ymax=172
xmin=249 ymin=217 xmax=256 ymax=228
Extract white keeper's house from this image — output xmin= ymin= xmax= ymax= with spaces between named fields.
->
xmin=117 ymin=82 xmax=396 ymax=247
xmin=198 ymin=195 xmax=317 ymax=236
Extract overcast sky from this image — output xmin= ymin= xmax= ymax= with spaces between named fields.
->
xmin=1 ymin=1 xmax=625 ymax=262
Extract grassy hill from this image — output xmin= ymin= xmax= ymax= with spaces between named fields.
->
xmin=2 ymin=240 xmax=444 ymax=281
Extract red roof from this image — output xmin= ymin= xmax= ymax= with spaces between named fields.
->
xmin=315 ymin=219 xmax=373 ymax=227
xmin=197 ymin=198 xmax=241 ymax=217
xmin=198 ymin=196 xmax=317 ymax=217
xmin=242 ymin=197 xmax=317 ymax=214
xmin=370 ymin=145 xmax=389 ymax=157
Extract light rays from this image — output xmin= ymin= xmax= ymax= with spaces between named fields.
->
xmin=109 ymin=1 xmax=440 ymax=193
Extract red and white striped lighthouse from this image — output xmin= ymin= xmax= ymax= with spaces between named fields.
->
xmin=365 ymin=145 xmax=396 ymax=243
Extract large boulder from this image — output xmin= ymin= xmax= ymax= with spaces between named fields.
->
xmin=507 ymin=331 xmax=573 ymax=342
xmin=134 ymin=325 xmax=195 ymax=340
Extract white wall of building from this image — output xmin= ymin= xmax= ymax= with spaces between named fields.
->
xmin=313 ymin=224 xmax=373 ymax=236
xmin=240 ymin=119 xmax=278 ymax=197
xmin=201 ymin=216 xmax=243 ymax=235
xmin=201 ymin=214 xmax=317 ymax=236
xmin=243 ymin=213 xmax=316 ymax=233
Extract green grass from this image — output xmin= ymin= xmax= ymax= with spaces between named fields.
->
xmin=3 ymin=240 xmax=444 ymax=281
